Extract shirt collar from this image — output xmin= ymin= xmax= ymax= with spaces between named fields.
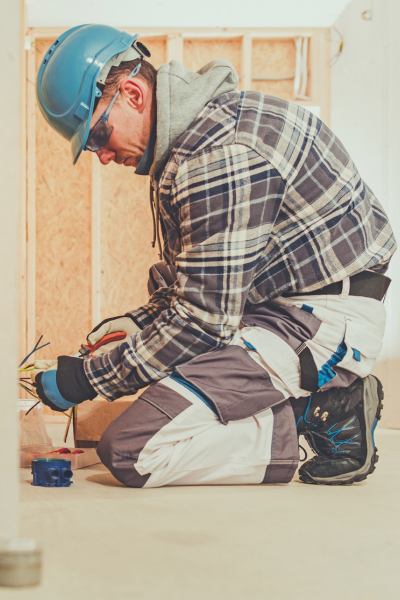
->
xmin=135 ymin=118 xmax=157 ymax=176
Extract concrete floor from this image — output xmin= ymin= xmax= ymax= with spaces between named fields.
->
xmin=2 ymin=425 xmax=400 ymax=600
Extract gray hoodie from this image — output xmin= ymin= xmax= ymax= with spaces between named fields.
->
xmin=150 ymin=59 xmax=239 ymax=180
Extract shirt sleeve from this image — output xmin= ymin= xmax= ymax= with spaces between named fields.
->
xmin=84 ymin=144 xmax=286 ymax=400
xmin=127 ymin=283 xmax=176 ymax=329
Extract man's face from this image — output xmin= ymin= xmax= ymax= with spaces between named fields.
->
xmin=89 ymin=77 xmax=154 ymax=168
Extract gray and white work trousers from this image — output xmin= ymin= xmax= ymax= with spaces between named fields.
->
xmin=97 ymin=269 xmax=387 ymax=488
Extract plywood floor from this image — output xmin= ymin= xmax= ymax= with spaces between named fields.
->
xmin=2 ymin=426 xmax=400 ymax=600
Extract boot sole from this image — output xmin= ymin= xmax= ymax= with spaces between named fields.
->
xmin=299 ymin=375 xmax=383 ymax=486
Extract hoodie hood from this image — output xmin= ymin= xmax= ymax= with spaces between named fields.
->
xmin=150 ymin=59 xmax=239 ymax=180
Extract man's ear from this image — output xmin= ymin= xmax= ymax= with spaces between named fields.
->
xmin=120 ymin=78 xmax=147 ymax=113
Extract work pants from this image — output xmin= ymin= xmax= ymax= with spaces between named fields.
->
xmin=97 ymin=270 xmax=386 ymax=487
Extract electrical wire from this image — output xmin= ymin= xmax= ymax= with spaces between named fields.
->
xmin=21 ymin=392 xmax=72 ymax=420
xmin=19 ymin=381 xmax=36 ymax=391
xmin=19 ymin=381 xmax=37 ymax=392
xmin=19 ymin=335 xmax=50 ymax=368
xmin=18 ymin=335 xmax=50 ymax=406
xmin=19 ymin=383 xmax=39 ymax=399
xmin=25 ymin=401 xmax=40 ymax=416
xmin=19 ymin=335 xmax=72 ymax=420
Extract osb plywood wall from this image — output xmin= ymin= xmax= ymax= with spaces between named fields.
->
xmin=183 ymin=38 xmax=308 ymax=98
xmin=100 ymin=164 xmax=160 ymax=317
xmin=183 ymin=38 xmax=242 ymax=85
xmin=35 ymin=39 xmax=92 ymax=360
xmin=252 ymin=39 xmax=308 ymax=100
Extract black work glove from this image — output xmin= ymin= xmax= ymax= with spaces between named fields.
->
xmin=33 ymin=356 xmax=97 ymax=413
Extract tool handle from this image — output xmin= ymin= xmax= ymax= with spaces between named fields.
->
xmin=87 ymin=331 xmax=127 ymax=353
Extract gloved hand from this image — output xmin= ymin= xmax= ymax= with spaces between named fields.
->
xmin=30 ymin=359 xmax=58 ymax=382
xmin=31 ymin=356 xmax=97 ymax=413
xmin=87 ymin=315 xmax=140 ymax=352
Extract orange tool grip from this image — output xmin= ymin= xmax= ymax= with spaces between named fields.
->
xmin=87 ymin=331 xmax=127 ymax=353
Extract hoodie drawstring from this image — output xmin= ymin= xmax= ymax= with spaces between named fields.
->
xmin=149 ymin=181 xmax=163 ymax=260
xmin=149 ymin=182 xmax=156 ymax=249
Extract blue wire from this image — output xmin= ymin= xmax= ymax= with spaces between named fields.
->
xmin=19 ymin=335 xmax=51 ymax=368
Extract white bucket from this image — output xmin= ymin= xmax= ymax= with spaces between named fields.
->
xmin=18 ymin=401 xmax=53 ymax=453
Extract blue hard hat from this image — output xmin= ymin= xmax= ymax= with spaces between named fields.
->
xmin=36 ymin=24 xmax=145 ymax=164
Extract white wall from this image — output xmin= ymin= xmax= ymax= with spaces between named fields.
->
xmin=332 ymin=0 xmax=400 ymax=427
xmin=0 ymin=0 xmax=21 ymax=538
xmin=27 ymin=0 xmax=352 ymax=28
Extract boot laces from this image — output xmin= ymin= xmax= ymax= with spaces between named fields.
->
xmin=301 ymin=406 xmax=361 ymax=460
xmin=299 ymin=406 xmax=337 ymax=461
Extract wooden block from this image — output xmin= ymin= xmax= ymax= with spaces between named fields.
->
xmin=73 ymin=397 xmax=138 ymax=445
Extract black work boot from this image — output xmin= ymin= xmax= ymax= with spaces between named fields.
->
xmin=297 ymin=375 xmax=384 ymax=485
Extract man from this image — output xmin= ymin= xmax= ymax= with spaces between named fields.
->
xmin=33 ymin=24 xmax=396 ymax=487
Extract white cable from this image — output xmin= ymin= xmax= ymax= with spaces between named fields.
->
xmin=299 ymin=37 xmax=309 ymax=99
xmin=293 ymin=37 xmax=302 ymax=98
xmin=294 ymin=37 xmax=310 ymax=100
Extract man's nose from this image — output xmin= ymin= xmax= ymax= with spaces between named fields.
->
xmin=96 ymin=148 xmax=115 ymax=165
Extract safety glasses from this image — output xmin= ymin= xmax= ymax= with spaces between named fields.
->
xmin=84 ymin=63 xmax=141 ymax=153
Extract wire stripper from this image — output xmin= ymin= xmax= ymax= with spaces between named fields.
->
xmin=79 ymin=331 xmax=127 ymax=357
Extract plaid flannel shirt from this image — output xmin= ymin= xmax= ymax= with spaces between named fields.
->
xmin=85 ymin=91 xmax=396 ymax=400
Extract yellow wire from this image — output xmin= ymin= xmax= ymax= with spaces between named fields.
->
xmin=19 ymin=383 xmax=39 ymax=399
xmin=19 ymin=365 xmax=35 ymax=373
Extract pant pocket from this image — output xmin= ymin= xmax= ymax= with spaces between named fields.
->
xmin=338 ymin=315 xmax=385 ymax=378
xmin=176 ymin=345 xmax=285 ymax=424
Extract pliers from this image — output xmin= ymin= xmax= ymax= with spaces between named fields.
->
xmin=78 ymin=331 xmax=127 ymax=357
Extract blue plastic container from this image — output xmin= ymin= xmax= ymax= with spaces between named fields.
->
xmin=31 ymin=458 xmax=73 ymax=487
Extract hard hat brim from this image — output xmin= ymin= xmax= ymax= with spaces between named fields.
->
xmin=70 ymin=79 xmax=97 ymax=165
xmin=71 ymin=33 xmax=140 ymax=165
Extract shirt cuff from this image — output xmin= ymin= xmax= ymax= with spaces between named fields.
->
xmin=125 ymin=307 xmax=154 ymax=329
